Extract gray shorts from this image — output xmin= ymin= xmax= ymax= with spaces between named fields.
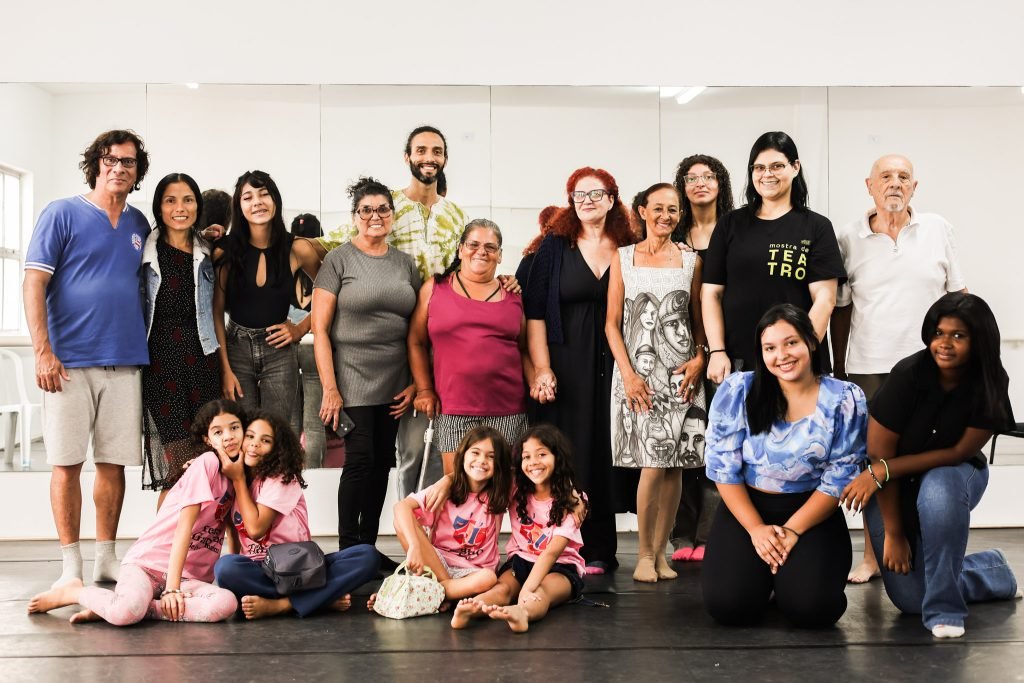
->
xmin=433 ymin=413 xmax=528 ymax=453
xmin=43 ymin=366 xmax=143 ymax=467
xmin=440 ymin=555 xmax=487 ymax=580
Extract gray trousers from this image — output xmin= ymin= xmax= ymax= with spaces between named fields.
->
xmin=395 ymin=410 xmax=443 ymax=497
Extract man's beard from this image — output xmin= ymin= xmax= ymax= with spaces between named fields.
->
xmin=410 ymin=161 xmax=441 ymax=185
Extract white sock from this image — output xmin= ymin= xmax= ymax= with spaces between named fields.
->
xmin=52 ymin=542 xmax=83 ymax=588
xmin=93 ymin=540 xmax=120 ymax=583
xmin=931 ymin=624 xmax=965 ymax=639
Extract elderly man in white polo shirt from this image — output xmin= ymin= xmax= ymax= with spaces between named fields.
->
xmin=830 ymin=153 xmax=966 ymax=583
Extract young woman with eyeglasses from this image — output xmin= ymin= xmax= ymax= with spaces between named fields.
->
xmin=311 ymin=177 xmax=421 ymax=561
xmin=407 ymin=219 xmax=533 ymax=475
xmin=702 ymin=132 xmax=845 ymax=385
xmin=667 ymin=154 xmax=735 ymax=564
xmin=521 ymin=166 xmax=637 ymax=574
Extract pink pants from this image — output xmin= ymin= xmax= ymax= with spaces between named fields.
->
xmin=78 ymin=563 xmax=237 ymax=626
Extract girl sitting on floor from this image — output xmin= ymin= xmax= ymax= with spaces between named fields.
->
xmin=388 ymin=426 xmax=512 ymax=605
xmin=451 ymin=424 xmax=588 ymax=633
xmin=214 ymin=409 xmax=379 ymax=619
xmin=28 ymin=399 xmax=243 ymax=624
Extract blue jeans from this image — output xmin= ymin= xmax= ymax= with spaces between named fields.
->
xmin=226 ymin=321 xmax=300 ymax=433
xmin=214 ymin=544 xmax=380 ymax=617
xmin=865 ymin=462 xmax=1018 ymax=629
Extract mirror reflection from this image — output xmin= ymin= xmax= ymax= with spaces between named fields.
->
xmin=1 ymin=84 xmax=1020 ymax=474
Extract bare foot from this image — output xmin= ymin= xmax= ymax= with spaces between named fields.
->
xmin=366 ymin=593 xmax=377 ymax=611
xmin=847 ymin=559 xmax=881 ymax=584
xmin=240 ymin=595 xmax=292 ymax=620
xmin=655 ymin=556 xmax=678 ymax=580
xmin=28 ymin=578 xmax=83 ymax=614
xmin=450 ymin=598 xmax=485 ymax=629
xmin=69 ymin=608 xmax=101 ymax=624
xmin=328 ymin=594 xmax=352 ymax=612
xmin=633 ymin=556 xmax=658 ymax=583
xmin=487 ymin=604 xmax=529 ymax=633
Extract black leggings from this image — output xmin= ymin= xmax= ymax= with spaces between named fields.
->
xmin=337 ymin=404 xmax=399 ymax=549
xmin=702 ymin=487 xmax=851 ymax=628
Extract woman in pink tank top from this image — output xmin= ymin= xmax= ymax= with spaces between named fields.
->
xmin=408 ymin=219 xmax=535 ymax=475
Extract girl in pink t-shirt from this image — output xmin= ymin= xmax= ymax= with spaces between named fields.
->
xmin=389 ymin=426 xmax=512 ymax=604
xmin=451 ymin=424 xmax=589 ymax=633
xmin=214 ymin=410 xmax=379 ymax=619
xmin=28 ymin=400 xmax=242 ymax=625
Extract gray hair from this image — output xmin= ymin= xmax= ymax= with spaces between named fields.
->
xmin=461 ymin=218 xmax=503 ymax=247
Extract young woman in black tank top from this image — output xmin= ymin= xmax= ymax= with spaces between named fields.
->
xmin=213 ymin=170 xmax=314 ymax=431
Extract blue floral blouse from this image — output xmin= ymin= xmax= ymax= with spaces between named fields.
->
xmin=705 ymin=373 xmax=867 ymax=498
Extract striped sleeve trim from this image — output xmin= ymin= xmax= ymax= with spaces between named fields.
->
xmin=24 ymin=261 xmax=55 ymax=274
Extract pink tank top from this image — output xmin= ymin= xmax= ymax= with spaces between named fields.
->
xmin=427 ymin=277 xmax=527 ymax=416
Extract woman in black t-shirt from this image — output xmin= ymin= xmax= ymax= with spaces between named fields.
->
xmin=840 ymin=293 xmax=1019 ymax=639
xmin=702 ymin=132 xmax=845 ymax=381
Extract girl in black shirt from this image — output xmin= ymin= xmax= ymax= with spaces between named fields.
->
xmin=841 ymin=292 xmax=1019 ymax=638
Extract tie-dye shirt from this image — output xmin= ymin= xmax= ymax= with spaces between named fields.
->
xmin=704 ymin=372 xmax=867 ymax=498
xmin=318 ymin=189 xmax=466 ymax=282
xmin=409 ymin=489 xmax=502 ymax=570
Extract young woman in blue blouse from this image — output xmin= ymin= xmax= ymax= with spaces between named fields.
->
xmin=841 ymin=292 xmax=1019 ymax=639
xmin=702 ymin=304 xmax=867 ymax=627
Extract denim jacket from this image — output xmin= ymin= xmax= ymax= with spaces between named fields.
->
xmin=142 ymin=230 xmax=219 ymax=355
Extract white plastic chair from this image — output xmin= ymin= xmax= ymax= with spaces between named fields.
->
xmin=0 ymin=348 xmax=40 ymax=469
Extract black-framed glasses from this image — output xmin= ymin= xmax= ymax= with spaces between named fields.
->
xmin=682 ymin=173 xmax=717 ymax=186
xmin=570 ymin=189 xmax=611 ymax=203
xmin=751 ymin=162 xmax=790 ymax=176
xmin=356 ymin=205 xmax=393 ymax=219
xmin=462 ymin=240 xmax=500 ymax=255
xmin=100 ymin=155 xmax=138 ymax=168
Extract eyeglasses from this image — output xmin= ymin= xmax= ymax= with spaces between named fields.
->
xmin=463 ymin=240 xmax=500 ymax=255
xmin=570 ymin=189 xmax=611 ymax=203
xmin=751 ymin=162 xmax=790 ymax=176
xmin=356 ymin=205 xmax=393 ymax=219
xmin=100 ymin=155 xmax=138 ymax=168
xmin=682 ymin=173 xmax=717 ymax=186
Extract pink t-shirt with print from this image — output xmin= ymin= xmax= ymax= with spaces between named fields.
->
xmin=409 ymin=489 xmax=503 ymax=570
xmin=122 ymin=451 xmax=234 ymax=582
xmin=505 ymin=493 xmax=585 ymax=577
xmin=233 ymin=476 xmax=310 ymax=561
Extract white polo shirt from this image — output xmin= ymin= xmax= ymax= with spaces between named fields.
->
xmin=836 ymin=208 xmax=965 ymax=374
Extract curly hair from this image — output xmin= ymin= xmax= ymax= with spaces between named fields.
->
xmin=512 ymin=424 xmax=589 ymax=528
xmin=449 ymin=426 xmax=512 ymax=515
xmin=243 ymin=409 xmax=307 ymax=488
xmin=79 ymin=129 xmax=150 ymax=192
xmin=523 ymin=205 xmax=565 ymax=256
xmin=189 ymin=399 xmax=246 ymax=457
xmin=672 ymin=154 xmax=735 ymax=245
xmin=199 ymin=189 xmax=232 ymax=231
xmin=522 ymin=167 xmax=636 ymax=255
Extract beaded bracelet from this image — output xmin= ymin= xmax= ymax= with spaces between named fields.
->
xmin=160 ymin=588 xmax=184 ymax=598
xmin=867 ymin=464 xmax=884 ymax=490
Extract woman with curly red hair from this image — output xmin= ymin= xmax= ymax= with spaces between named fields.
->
xmin=521 ymin=167 xmax=636 ymax=574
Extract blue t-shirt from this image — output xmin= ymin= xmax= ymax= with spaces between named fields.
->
xmin=24 ymin=195 xmax=150 ymax=367
xmin=704 ymin=372 xmax=867 ymax=498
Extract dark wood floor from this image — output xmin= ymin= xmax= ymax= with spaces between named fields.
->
xmin=2 ymin=531 xmax=1021 ymax=682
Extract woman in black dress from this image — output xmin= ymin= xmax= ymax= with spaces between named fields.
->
xmin=522 ymin=166 xmax=636 ymax=573
xmin=141 ymin=173 xmax=221 ymax=499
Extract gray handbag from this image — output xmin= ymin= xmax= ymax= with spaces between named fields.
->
xmin=261 ymin=542 xmax=327 ymax=594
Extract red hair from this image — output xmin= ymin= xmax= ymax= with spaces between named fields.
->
xmin=523 ymin=167 xmax=636 ymax=255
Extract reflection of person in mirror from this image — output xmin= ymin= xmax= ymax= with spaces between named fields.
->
xmin=23 ymin=129 xmax=152 ymax=588
xmin=829 ymin=154 xmax=967 ymax=586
